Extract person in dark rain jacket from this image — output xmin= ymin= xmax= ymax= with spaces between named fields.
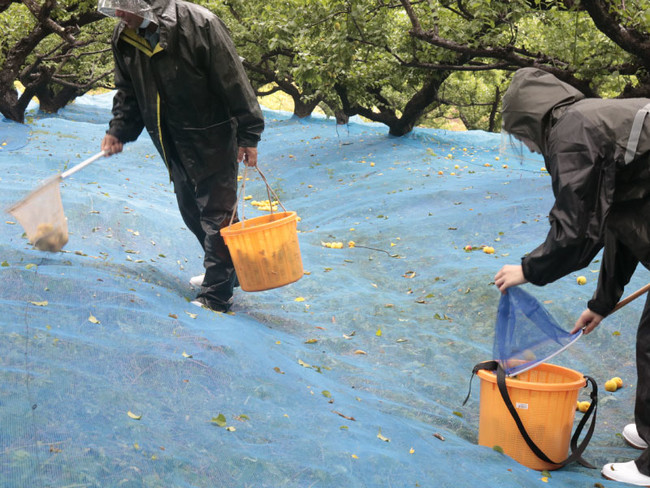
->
xmin=494 ymin=67 xmax=650 ymax=485
xmin=98 ymin=0 xmax=264 ymax=312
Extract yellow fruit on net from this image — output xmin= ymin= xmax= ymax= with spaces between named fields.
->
xmin=604 ymin=379 xmax=618 ymax=392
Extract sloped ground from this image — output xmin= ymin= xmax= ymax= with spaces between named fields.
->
xmin=0 ymin=93 xmax=646 ymax=487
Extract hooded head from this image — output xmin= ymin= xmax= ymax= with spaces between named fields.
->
xmin=97 ymin=0 xmax=156 ymax=25
xmin=501 ymin=68 xmax=586 ymax=155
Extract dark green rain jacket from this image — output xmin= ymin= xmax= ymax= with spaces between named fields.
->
xmin=502 ymin=67 xmax=650 ymax=316
xmin=107 ymin=0 xmax=264 ymax=184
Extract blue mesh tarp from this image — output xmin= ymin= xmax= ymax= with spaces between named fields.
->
xmin=495 ymin=287 xmax=582 ymax=376
xmin=1 ymin=92 xmax=647 ymax=487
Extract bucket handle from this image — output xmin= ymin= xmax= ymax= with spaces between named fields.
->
xmin=465 ymin=361 xmax=598 ymax=469
xmin=229 ymin=165 xmax=288 ymax=228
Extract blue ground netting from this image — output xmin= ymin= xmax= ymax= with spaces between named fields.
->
xmin=1 ymin=92 xmax=647 ymax=487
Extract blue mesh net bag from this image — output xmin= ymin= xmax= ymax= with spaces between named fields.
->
xmin=495 ymin=287 xmax=582 ymax=376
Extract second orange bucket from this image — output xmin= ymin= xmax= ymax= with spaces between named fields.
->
xmin=221 ymin=211 xmax=303 ymax=292
xmin=477 ymin=363 xmax=586 ymax=471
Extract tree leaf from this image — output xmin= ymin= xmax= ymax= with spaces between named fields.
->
xmin=30 ymin=301 xmax=48 ymax=307
xmin=377 ymin=429 xmax=390 ymax=442
xmin=88 ymin=314 xmax=100 ymax=324
xmin=127 ymin=411 xmax=142 ymax=420
xmin=211 ymin=414 xmax=227 ymax=427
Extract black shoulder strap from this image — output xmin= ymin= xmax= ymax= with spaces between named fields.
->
xmin=462 ymin=360 xmax=499 ymax=406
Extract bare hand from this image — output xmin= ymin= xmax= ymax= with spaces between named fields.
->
xmin=494 ymin=264 xmax=527 ymax=293
xmin=101 ymin=134 xmax=123 ymax=156
xmin=238 ymin=146 xmax=258 ymax=167
xmin=571 ymin=309 xmax=603 ymax=335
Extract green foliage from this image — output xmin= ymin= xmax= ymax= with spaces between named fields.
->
xmin=2 ymin=0 xmax=649 ymax=131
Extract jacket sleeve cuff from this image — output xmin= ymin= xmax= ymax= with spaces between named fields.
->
xmin=587 ymin=299 xmax=612 ymax=318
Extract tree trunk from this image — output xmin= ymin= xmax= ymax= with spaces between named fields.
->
xmin=35 ymin=84 xmax=80 ymax=113
xmin=0 ymin=87 xmax=25 ymax=123
xmin=292 ymin=96 xmax=321 ymax=118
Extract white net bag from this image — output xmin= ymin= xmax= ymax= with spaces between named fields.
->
xmin=8 ymin=176 xmax=69 ymax=252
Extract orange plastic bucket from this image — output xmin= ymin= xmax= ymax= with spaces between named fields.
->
xmin=477 ymin=363 xmax=586 ymax=471
xmin=221 ymin=211 xmax=303 ymax=292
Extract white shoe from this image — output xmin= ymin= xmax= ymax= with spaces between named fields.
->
xmin=189 ymin=274 xmax=204 ymax=287
xmin=602 ymin=461 xmax=650 ymax=486
xmin=624 ymin=424 xmax=649 ymax=450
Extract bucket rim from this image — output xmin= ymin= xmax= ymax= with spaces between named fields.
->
xmin=221 ymin=211 xmax=297 ymax=237
xmin=477 ymin=362 xmax=585 ymax=391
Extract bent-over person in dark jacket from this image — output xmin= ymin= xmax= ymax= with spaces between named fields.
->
xmin=98 ymin=0 xmax=264 ymax=312
xmin=494 ymin=67 xmax=650 ymax=485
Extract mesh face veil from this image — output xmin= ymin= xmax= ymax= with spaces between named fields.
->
xmin=97 ymin=0 xmax=156 ymax=22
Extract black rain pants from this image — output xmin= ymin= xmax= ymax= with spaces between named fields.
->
xmin=170 ymin=158 xmax=238 ymax=311
xmin=635 ymin=292 xmax=650 ymax=475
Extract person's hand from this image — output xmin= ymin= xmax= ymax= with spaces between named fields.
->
xmin=494 ymin=264 xmax=527 ymax=293
xmin=571 ymin=309 xmax=603 ymax=335
xmin=238 ymin=146 xmax=258 ymax=167
xmin=101 ymin=134 xmax=123 ymax=156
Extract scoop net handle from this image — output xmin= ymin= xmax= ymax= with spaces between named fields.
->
xmin=60 ymin=151 xmax=106 ymax=179
xmin=613 ymin=283 xmax=650 ymax=313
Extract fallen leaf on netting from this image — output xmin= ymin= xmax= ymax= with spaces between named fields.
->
xmin=182 ymin=352 xmax=192 ymax=358
xmin=185 ymin=311 xmax=197 ymax=319
xmin=396 ymin=338 xmax=408 ymax=343
xmin=295 ymin=297 xmax=305 ymax=302
xmin=30 ymin=301 xmax=48 ymax=307
xmin=169 ymin=313 xmax=178 ymax=319
xmin=433 ymin=433 xmax=445 ymax=441
xmin=403 ymin=271 xmax=416 ymax=279
xmin=322 ymin=390 xmax=332 ymax=398
xmin=25 ymin=263 xmax=37 ymax=270
xmin=333 ymin=411 xmax=356 ymax=421
xmin=376 ymin=329 xmax=382 ymax=337
xmin=354 ymin=350 xmax=367 ymax=355
xmin=343 ymin=331 xmax=356 ymax=339
xmin=351 ymin=454 xmax=359 ymax=459
xmin=88 ymin=315 xmax=100 ymax=324
xmin=298 ymin=359 xmax=311 ymax=368
xmin=305 ymin=338 xmax=318 ymax=344
xmin=453 ymin=411 xmax=464 ymax=418
xmin=226 ymin=426 xmax=236 ymax=432
xmin=127 ymin=411 xmax=142 ymax=420
xmin=211 ymin=414 xmax=227 ymax=427
xmin=377 ymin=429 xmax=390 ymax=442
xmin=235 ymin=414 xmax=249 ymax=421
xmin=1 ymin=261 xmax=9 ymax=267
xmin=409 ymin=447 xmax=415 ymax=454
xmin=273 ymin=367 xmax=285 ymax=374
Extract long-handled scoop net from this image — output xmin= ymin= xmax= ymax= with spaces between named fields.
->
xmin=7 ymin=151 xmax=106 ymax=252
xmin=496 ymin=283 xmax=650 ymax=376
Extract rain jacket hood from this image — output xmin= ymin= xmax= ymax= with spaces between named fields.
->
xmin=501 ymin=67 xmax=586 ymax=154
xmin=502 ymin=68 xmax=650 ymax=316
